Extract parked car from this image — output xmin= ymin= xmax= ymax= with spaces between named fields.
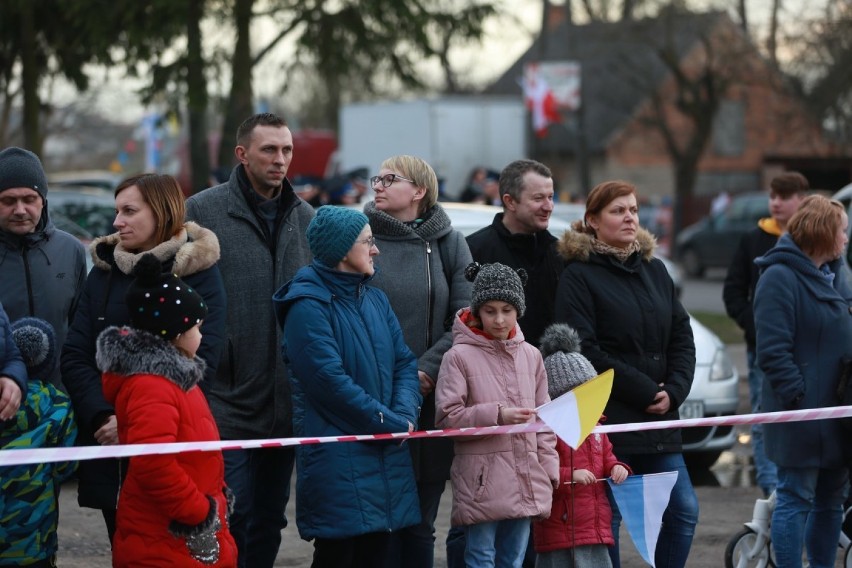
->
xmin=49 ymin=186 xmax=116 ymax=239
xmin=48 ymin=170 xmax=121 ymax=193
xmin=674 ymin=192 xmax=769 ymax=277
xmin=397 ymin=201 xmax=739 ymax=467
xmin=832 ymin=183 xmax=852 ymax=269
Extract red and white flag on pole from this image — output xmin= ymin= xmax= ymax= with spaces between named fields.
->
xmin=522 ymin=61 xmax=582 ymax=138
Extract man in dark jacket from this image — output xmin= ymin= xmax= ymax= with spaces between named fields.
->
xmin=0 ymin=147 xmax=86 ymax=387
xmin=722 ymin=171 xmax=807 ymax=497
xmin=185 ymin=113 xmax=314 ymax=568
xmin=465 ymin=159 xmax=563 ymax=347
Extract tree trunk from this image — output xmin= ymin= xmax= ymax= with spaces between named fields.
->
xmin=767 ymin=0 xmax=780 ymax=67
xmin=217 ymin=0 xmax=254 ymax=172
xmin=186 ymin=0 xmax=210 ymax=194
xmin=20 ymin=0 xmax=41 ymax=154
xmin=737 ymin=0 xmax=748 ymax=34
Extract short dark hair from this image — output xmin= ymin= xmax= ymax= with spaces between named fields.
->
xmin=236 ymin=113 xmax=288 ymax=147
xmin=498 ymin=159 xmax=552 ymax=204
xmin=770 ymin=171 xmax=809 ymax=197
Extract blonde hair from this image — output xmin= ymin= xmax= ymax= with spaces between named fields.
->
xmin=786 ymin=194 xmax=845 ymax=259
xmin=379 ymin=155 xmax=439 ymax=215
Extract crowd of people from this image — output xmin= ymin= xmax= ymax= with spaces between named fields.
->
xmin=0 ymin=111 xmax=850 ymax=568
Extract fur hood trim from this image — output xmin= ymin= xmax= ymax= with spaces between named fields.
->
xmin=90 ymin=221 xmax=220 ymax=277
xmin=96 ymin=326 xmax=206 ymax=392
xmin=556 ymin=227 xmax=657 ymax=263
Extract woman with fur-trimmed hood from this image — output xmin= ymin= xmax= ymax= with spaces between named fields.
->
xmin=553 ymin=180 xmax=698 ymax=568
xmin=96 ymin=253 xmax=236 ymax=567
xmin=62 ymin=174 xmax=226 ymax=544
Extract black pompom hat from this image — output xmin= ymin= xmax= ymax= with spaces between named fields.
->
xmin=125 ymin=253 xmax=208 ymax=340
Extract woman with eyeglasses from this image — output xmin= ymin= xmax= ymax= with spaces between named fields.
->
xmin=363 ymin=155 xmax=473 ymax=568
xmin=273 ymin=205 xmax=422 ymax=568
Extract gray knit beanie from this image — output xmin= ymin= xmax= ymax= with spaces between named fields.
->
xmin=465 ymin=262 xmax=527 ymax=317
xmin=0 ymin=147 xmax=49 ymax=198
xmin=307 ymin=205 xmax=369 ymax=267
xmin=10 ymin=317 xmax=57 ymax=380
xmin=540 ymin=323 xmax=598 ymax=399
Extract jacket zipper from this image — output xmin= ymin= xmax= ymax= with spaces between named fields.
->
xmin=425 ymin=241 xmax=434 ymax=347
xmin=22 ymin=247 xmax=35 ymax=315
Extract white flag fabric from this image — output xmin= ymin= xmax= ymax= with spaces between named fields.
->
xmin=607 ymin=471 xmax=678 ymax=567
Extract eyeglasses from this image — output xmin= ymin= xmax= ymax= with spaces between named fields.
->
xmin=370 ymin=173 xmax=415 ymax=188
xmin=358 ymin=235 xmax=377 ymax=248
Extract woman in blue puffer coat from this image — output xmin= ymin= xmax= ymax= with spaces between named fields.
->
xmin=273 ymin=205 xmax=422 ymax=568
xmin=754 ymin=194 xmax=852 ymax=568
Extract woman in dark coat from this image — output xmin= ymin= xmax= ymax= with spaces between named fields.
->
xmin=61 ymin=173 xmax=226 ymax=542
xmin=553 ymin=180 xmax=698 ymax=568
xmin=363 ymin=155 xmax=472 ymax=568
xmin=274 ymin=205 xmax=422 ymax=568
xmin=754 ymin=195 xmax=852 ymax=568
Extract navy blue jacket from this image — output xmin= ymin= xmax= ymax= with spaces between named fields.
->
xmin=0 ymin=302 xmax=26 ymax=394
xmin=754 ymin=234 xmax=852 ymax=469
xmin=274 ymin=262 xmax=421 ymax=540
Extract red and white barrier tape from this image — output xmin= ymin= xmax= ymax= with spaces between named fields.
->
xmin=2 ymin=406 xmax=851 ymax=468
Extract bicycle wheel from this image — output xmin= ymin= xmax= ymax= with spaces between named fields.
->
xmin=725 ymin=528 xmax=773 ymax=568
xmin=844 ymin=543 xmax=852 ymax=568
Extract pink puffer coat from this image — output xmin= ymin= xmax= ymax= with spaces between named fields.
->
xmin=435 ymin=309 xmax=559 ymax=526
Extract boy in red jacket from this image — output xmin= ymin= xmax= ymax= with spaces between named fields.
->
xmin=533 ymin=324 xmax=630 ymax=568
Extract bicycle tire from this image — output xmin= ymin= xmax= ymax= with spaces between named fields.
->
xmin=725 ymin=528 xmax=773 ymax=568
xmin=845 ymin=543 xmax=852 ymax=568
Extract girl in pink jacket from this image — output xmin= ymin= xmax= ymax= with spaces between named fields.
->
xmin=436 ymin=262 xmax=559 ymax=568
xmin=532 ymin=324 xmax=630 ymax=568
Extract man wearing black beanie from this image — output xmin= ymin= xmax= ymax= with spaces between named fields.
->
xmin=0 ymin=146 xmax=87 ymax=387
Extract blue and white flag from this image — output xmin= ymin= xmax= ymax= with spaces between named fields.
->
xmin=607 ymin=471 xmax=678 ymax=567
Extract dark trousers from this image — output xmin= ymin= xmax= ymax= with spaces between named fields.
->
xmin=384 ymin=480 xmax=446 ymax=568
xmin=224 ymin=446 xmax=295 ymax=568
xmin=101 ymin=508 xmax=117 ymax=545
xmin=313 ymin=532 xmax=391 ymax=568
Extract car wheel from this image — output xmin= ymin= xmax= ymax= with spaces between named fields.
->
xmin=685 ymin=451 xmax=722 ymax=470
xmin=682 ymin=248 xmax=705 ymax=278
xmin=724 ymin=528 xmax=773 ymax=568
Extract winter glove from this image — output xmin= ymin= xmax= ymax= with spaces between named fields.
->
xmin=168 ymin=495 xmax=221 ymax=565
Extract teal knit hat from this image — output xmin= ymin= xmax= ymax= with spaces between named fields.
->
xmin=307 ymin=206 xmax=369 ymax=267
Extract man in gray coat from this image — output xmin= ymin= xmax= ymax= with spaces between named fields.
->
xmin=0 ymin=147 xmax=86 ymax=387
xmin=185 ymin=113 xmax=314 ymax=568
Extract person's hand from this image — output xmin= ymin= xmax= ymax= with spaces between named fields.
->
xmin=94 ymin=415 xmax=120 ymax=445
xmin=0 ymin=376 xmax=22 ymax=421
xmin=498 ymin=406 xmax=537 ymax=425
xmin=609 ymin=464 xmax=629 ymax=484
xmin=418 ymin=371 xmax=435 ymax=396
xmin=407 ymin=421 xmax=414 ymax=433
xmin=572 ymin=468 xmax=597 ymax=485
xmin=645 ymin=387 xmax=671 ymax=414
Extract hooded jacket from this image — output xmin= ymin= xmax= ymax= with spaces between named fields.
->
xmin=61 ymin=222 xmax=226 ymax=509
xmin=364 ymin=201 xmax=473 ymax=482
xmin=554 ymin=228 xmax=695 ymax=455
xmin=466 ymin=213 xmax=564 ymax=346
xmin=435 ymin=309 xmax=559 ymax=527
xmin=97 ymin=326 xmax=236 ymax=568
xmin=0 ymin=210 xmax=86 ymax=385
xmin=273 ymin=262 xmax=422 ymax=540
xmin=533 ymin=432 xmax=630 ymax=552
xmin=723 ymin=218 xmax=782 ymax=350
xmin=185 ymin=167 xmax=314 ymax=439
xmin=754 ymin=233 xmax=852 ymax=468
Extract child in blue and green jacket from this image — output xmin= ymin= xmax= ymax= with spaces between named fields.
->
xmin=1 ymin=317 xmax=77 ymax=567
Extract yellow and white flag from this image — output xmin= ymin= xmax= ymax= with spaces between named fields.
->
xmin=536 ymin=369 xmax=613 ymax=449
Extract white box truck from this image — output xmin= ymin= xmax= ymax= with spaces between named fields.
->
xmin=338 ymin=97 xmax=526 ymax=199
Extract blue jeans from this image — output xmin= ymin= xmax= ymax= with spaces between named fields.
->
xmin=465 ymin=518 xmax=530 ymax=568
xmin=384 ymin=480 xmax=446 ymax=568
xmin=608 ymin=453 xmax=699 ymax=568
xmin=224 ymin=447 xmax=295 ymax=568
xmin=747 ymin=349 xmax=778 ymax=495
xmin=772 ymin=466 xmax=849 ymax=568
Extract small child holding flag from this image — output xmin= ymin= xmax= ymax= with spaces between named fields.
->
xmin=533 ymin=323 xmax=630 ymax=568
